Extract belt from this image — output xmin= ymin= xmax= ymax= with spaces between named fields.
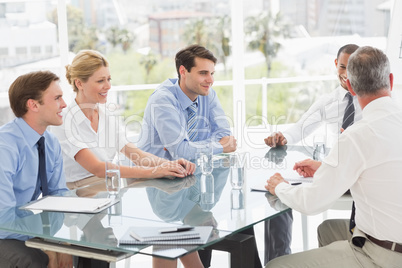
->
xmin=367 ymin=235 xmax=402 ymax=253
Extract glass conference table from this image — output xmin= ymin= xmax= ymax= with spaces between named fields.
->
xmin=0 ymin=145 xmax=315 ymax=267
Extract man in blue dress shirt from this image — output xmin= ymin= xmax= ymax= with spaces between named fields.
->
xmin=139 ymin=45 xmax=264 ymax=267
xmin=138 ymin=44 xmax=236 ymax=160
xmin=0 ymin=71 xmax=71 ymax=267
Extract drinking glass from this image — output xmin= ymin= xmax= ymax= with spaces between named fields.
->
xmin=231 ymin=189 xmax=244 ymax=210
xmin=196 ymin=146 xmax=213 ymax=175
xmin=107 ymin=193 xmax=122 ymax=226
xmin=229 ymin=154 xmax=244 ymax=189
xmin=313 ymin=135 xmax=326 ymax=161
xmin=200 ymin=173 xmax=214 ymax=205
xmin=105 ymin=157 xmax=121 ymax=195
xmin=231 ymin=189 xmax=245 ymax=222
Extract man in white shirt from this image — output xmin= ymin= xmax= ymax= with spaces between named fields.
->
xmin=262 ymin=44 xmax=360 ymax=265
xmin=265 ymin=46 xmax=402 ymax=267
xmin=264 ymin=44 xmax=360 ymax=147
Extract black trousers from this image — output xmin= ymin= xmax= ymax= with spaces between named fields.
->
xmin=0 ymin=239 xmax=48 ymax=268
xmin=264 ymin=210 xmax=293 ymax=265
xmin=199 ymin=226 xmax=262 ymax=268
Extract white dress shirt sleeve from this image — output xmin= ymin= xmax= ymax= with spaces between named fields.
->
xmin=275 ymin=133 xmax=363 ymax=215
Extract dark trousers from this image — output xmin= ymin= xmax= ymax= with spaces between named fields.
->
xmin=74 ymin=256 xmax=110 ymax=268
xmin=199 ymin=226 xmax=262 ymax=268
xmin=264 ymin=210 xmax=293 ymax=265
xmin=0 ymin=239 xmax=48 ymax=268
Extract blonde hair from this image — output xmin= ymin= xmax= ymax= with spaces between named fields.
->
xmin=65 ymin=50 xmax=109 ymax=92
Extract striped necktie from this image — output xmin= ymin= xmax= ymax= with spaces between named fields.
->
xmin=342 ymin=92 xmax=355 ymax=130
xmin=342 ymin=92 xmax=356 ymax=233
xmin=187 ymin=102 xmax=198 ymax=141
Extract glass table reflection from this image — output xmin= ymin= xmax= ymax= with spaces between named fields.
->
xmin=0 ymin=145 xmax=314 ymax=267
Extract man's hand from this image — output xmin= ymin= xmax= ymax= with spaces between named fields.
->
xmin=265 ymin=173 xmax=287 ymax=195
xmin=56 ymin=253 xmax=73 ymax=268
xmin=219 ymin=136 xmax=237 ymax=153
xmin=45 ymin=251 xmax=73 ymax=268
xmin=293 ymin=159 xmax=322 ymax=177
xmin=264 ymin=132 xmax=287 ymax=147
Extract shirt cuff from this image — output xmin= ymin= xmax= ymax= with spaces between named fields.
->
xmin=283 ymin=132 xmax=296 ymax=145
xmin=275 ymin=181 xmax=291 ymax=196
xmin=212 ymin=143 xmax=224 ymax=155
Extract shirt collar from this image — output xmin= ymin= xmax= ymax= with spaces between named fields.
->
xmin=68 ymin=99 xmax=104 ymax=125
xmin=362 ymin=96 xmax=393 ymax=118
xmin=335 ymin=86 xmax=349 ymax=101
xmin=68 ymin=99 xmax=86 ymax=124
xmin=334 ymin=86 xmax=358 ymax=104
xmin=174 ymin=79 xmax=199 ymax=110
xmin=15 ymin=117 xmax=42 ymax=147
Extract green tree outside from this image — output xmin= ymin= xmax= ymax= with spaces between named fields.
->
xmin=183 ymin=16 xmax=231 ymax=75
xmin=74 ymin=26 xmax=100 ymax=52
xmin=140 ymin=52 xmax=159 ymax=83
xmin=245 ymin=11 xmax=290 ymax=77
xmin=49 ymin=5 xmax=101 ymax=52
xmin=50 ymin=8 xmax=331 ymax=129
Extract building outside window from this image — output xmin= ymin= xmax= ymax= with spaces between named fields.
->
xmin=0 ymin=0 xmax=400 ymax=144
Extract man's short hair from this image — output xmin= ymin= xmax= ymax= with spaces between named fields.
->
xmin=175 ymin=44 xmax=217 ymax=81
xmin=9 ymin=71 xmax=60 ymax=118
xmin=337 ymin=44 xmax=359 ymax=59
xmin=347 ymin=46 xmax=390 ymax=96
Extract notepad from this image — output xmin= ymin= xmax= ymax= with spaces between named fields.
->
xmin=20 ymin=196 xmax=119 ymax=213
xmin=119 ymin=226 xmax=213 ymax=245
xmin=250 ymin=177 xmax=313 ymax=192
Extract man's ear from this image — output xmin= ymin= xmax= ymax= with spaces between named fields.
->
xmin=346 ymin=79 xmax=357 ymax=96
xmin=26 ymin=99 xmax=39 ymax=112
xmin=179 ymin=65 xmax=187 ymax=78
xmin=390 ymin=73 xmax=394 ymax=91
xmin=334 ymin=58 xmax=338 ymax=68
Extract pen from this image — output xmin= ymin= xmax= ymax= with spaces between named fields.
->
xmin=159 ymin=226 xmax=194 ymax=233
xmin=291 ymin=182 xmax=302 ymax=186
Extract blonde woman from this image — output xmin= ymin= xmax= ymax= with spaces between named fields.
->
xmin=53 ymin=50 xmax=195 ymax=190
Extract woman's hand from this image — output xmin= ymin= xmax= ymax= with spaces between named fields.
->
xmin=152 ymin=159 xmax=195 ymax=179
xmin=175 ymin=158 xmax=196 ymax=175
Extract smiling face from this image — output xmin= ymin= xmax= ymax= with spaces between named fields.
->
xmin=36 ymin=80 xmax=67 ymax=129
xmin=335 ymin=52 xmax=352 ymax=90
xmin=179 ymin=57 xmax=215 ymax=101
xmin=75 ymin=66 xmax=111 ymax=105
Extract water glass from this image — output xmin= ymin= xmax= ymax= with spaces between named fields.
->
xmin=108 ymin=194 xmax=122 ymax=226
xmin=231 ymin=189 xmax=244 ymax=210
xmin=197 ymin=146 xmax=213 ymax=175
xmin=313 ymin=136 xmax=326 ymax=161
xmin=200 ymin=174 xmax=214 ymax=205
xmin=105 ymin=159 xmax=121 ymax=195
xmin=231 ymin=189 xmax=245 ymax=222
xmin=229 ymin=154 xmax=244 ymax=189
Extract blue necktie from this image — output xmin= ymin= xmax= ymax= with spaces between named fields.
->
xmin=187 ymin=102 xmax=198 ymax=142
xmin=37 ymin=136 xmax=49 ymax=196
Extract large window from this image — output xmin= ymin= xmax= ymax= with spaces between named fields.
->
xmin=0 ymin=0 xmax=399 ymax=141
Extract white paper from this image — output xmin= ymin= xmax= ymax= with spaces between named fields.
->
xmin=22 ymin=196 xmax=113 ymax=213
